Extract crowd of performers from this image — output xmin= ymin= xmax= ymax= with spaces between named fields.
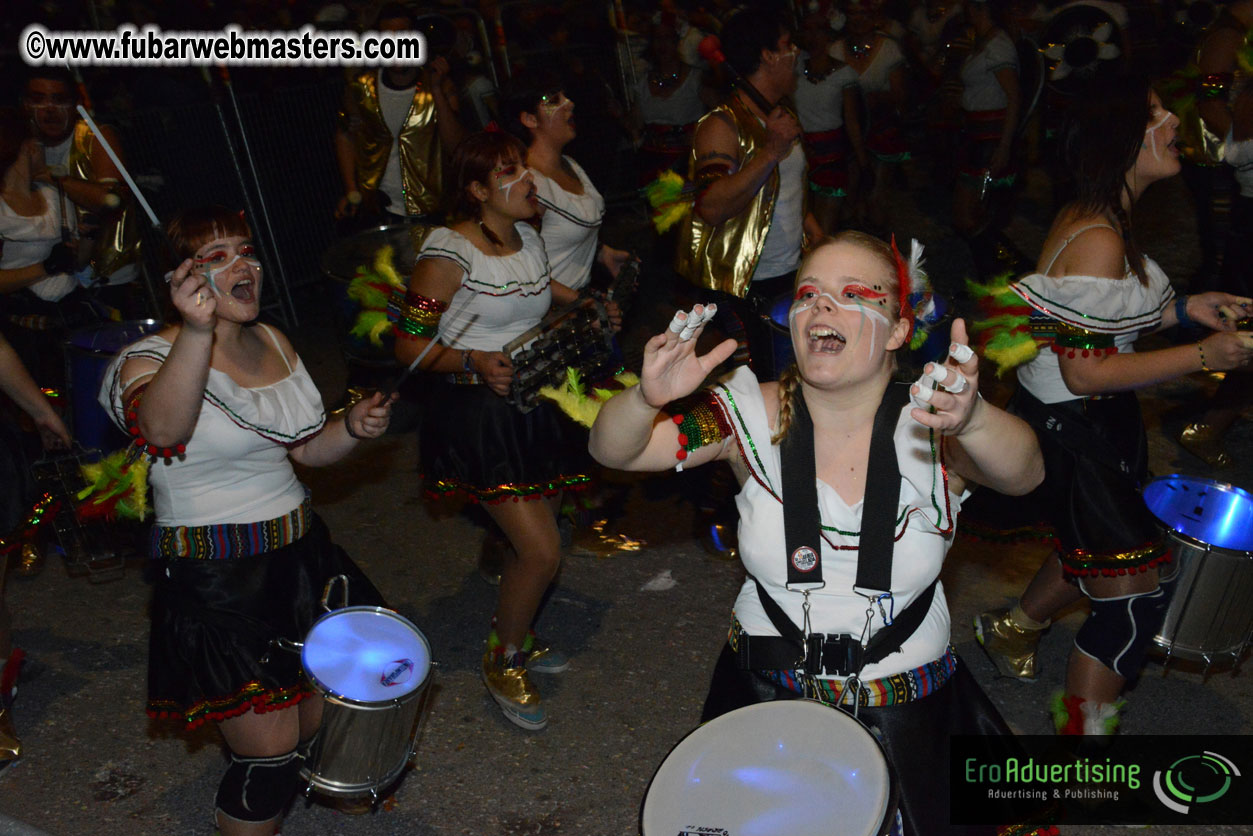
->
xmin=1 ymin=1 xmax=1253 ymax=835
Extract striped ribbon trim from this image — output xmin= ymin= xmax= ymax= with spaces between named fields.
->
xmin=733 ymin=616 xmax=958 ymax=707
xmin=150 ymin=495 xmax=312 ymax=560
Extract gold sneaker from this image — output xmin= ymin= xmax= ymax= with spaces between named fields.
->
xmin=974 ymin=608 xmax=1042 ymax=681
xmin=0 ymin=705 xmax=20 ymax=767
xmin=481 ymin=652 xmax=547 ymax=730
xmin=1179 ymin=422 xmax=1232 ymax=468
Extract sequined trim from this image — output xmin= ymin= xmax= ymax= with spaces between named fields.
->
xmin=149 ymin=681 xmax=310 ymax=729
xmin=391 ymin=290 xmax=447 ymax=340
xmin=1059 ymin=539 xmax=1171 ymax=578
xmin=149 ymin=495 xmax=312 ymax=560
xmin=675 ymin=394 xmax=733 ymax=453
xmin=423 ymin=473 xmax=592 ymax=504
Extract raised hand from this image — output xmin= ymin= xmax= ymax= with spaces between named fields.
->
xmin=910 ymin=318 xmax=982 ymax=436
xmin=639 ymin=304 xmax=737 ymax=408
xmin=168 ymin=258 xmax=217 ymax=331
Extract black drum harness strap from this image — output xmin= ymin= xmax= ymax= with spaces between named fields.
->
xmin=736 ymin=382 xmax=938 ymax=712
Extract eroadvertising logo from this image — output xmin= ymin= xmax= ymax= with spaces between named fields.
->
xmin=1152 ymin=751 xmax=1240 ymax=814
xmin=950 ymin=735 xmax=1253 ymax=827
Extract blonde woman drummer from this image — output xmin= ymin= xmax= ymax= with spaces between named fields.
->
xmin=591 ymin=231 xmax=1043 ymax=835
xmin=101 ymin=206 xmax=393 ymax=836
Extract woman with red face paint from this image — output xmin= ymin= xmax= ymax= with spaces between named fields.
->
xmin=591 ymin=230 xmax=1043 ymax=835
xmin=100 ymin=206 xmax=394 ymax=836
xmin=501 ymin=74 xmax=631 ymax=302
xmin=395 ymin=131 xmax=588 ymax=732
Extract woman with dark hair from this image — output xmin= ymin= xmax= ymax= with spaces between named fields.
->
xmin=100 ymin=206 xmax=393 ymax=835
xmin=395 ymin=131 xmax=587 ymax=731
xmin=971 ymin=76 xmax=1253 ymax=735
xmin=630 ymin=19 xmax=713 ymax=185
xmin=591 ymin=230 xmax=1044 ymax=835
xmin=952 ymin=0 xmax=1021 ymax=273
xmin=832 ymin=0 xmax=911 ymax=231
xmin=501 ymin=73 xmax=630 ymax=295
xmin=794 ymin=10 xmax=866 ymax=232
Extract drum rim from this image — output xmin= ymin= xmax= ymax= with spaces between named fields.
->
xmin=64 ymin=318 xmax=162 ymax=351
xmin=302 ymin=605 xmax=432 ymax=707
xmin=320 ymin=220 xmax=431 ymax=281
xmin=1144 ymin=474 xmax=1253 ymax=552
xmin=639 ymin=698 xmax=896 ymax=836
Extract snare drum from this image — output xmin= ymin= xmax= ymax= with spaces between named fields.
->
xmin=641 ymin=700 xmax=897 ymax=836
xmin=299 ymin=606 xmax=433 ymax=798
xmin=1143 ymin=475 xmax=1253 ymax=670
xmin=65 ymin=319 xmax=161 ymax=451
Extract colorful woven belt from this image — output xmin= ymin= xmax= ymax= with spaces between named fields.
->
xmin=150 ymin=494 xmax=312 ymax=560
xmin=732 ymin=617 xmax=957 ymax=707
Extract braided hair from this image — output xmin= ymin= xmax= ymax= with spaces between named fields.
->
xmin=771 ymin=231 xmax=901 ymax=444
xmin=1058 ymin=74 xmax=1154 ymax=284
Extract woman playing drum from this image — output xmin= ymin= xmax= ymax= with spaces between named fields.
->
xmin=968 ymin=75 xmax=1253 ymax=735
xmin=590 ymin=230 xmax=1044 ymax=834
xmin=101 ymin=206 xmax=393 ymax=835
xmin=394 ymin=131 xmax=588 ymax=731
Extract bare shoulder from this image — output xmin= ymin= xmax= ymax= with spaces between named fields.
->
xmin=1045 ymin=215 xmax=1125 ymax=279
xmin=694 ymin=109 xmax=739 ymax=157
xmin=257 ymin=323 xmax=300 ymax=367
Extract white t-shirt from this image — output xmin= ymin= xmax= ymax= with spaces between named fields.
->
xmin=753 ymin=139 xmax=806 ymax=281
xmin=416 ymin=222 xmax=553 ymax=350
xmin=635 ymin=67 xmax=706 ymax=127
xmin=0 ymin=182 xmax=78 ymax=301
xmin=961 ymin=31 xmax=1019 ymax=112
xmin=100 ymin=326 xmax=325 ymax=526
xmin=1226 ymin=127 xmax=1253 ymax=198
xmin=831 ymin=37 xmax=906 ymax=96
xmin=793 ymin=54 xmax=860 ymax=133
xmin=533 ymin=157 xmax=604 ymax=291
xmin=377 ymin=70 xmax=416 ymax=212
xmin=709 ymin=367 xmax=964 ymax=681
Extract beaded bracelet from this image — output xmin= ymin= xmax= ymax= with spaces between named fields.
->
xmin=124 ymin=387 xmax=187 ymax=463
xmin=1174 ymin=295 xmax=1194 ymax=329
xmin=1197 ymin=342 xmax=1211 ymax=372
xmin=344 ymin=412 xmax=368 ymax=440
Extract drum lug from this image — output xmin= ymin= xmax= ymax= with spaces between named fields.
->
xmin=321 ymin=574 xmax=351 ymax=612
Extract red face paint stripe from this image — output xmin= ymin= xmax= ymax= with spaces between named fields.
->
xmin=843 ymin=285 xmax=889 ymax=301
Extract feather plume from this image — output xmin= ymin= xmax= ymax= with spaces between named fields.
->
xmin=76 ymin=449 xmax=151 ymax=521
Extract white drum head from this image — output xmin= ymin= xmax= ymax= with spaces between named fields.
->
xmin=302 ymin=607 xmax=431 ymax=704
xmin=641 ymin=700 xmax=892 ymax=836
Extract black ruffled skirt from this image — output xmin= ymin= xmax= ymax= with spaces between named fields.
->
xmin=961 ymin=388 xmax=1168 ymax=577
xmin=419 ymin=380 xmax=591 ymax=503
xmin=147 ymin=515 xmax=384 ymax=727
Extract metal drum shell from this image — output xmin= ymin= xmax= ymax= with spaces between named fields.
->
xmin=1144 ymin=476 xmax=1253 ymax=669
xmin=299 ymin=606 xmax=433 ymax=798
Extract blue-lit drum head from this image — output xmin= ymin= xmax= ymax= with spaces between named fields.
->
xmin=642 ymin=700 xmax=892 ymax=836
xmin=302 ymin=607 xmax=430 ymax=704
xmin=1143 ymin=476 xmax=1253 ymax=552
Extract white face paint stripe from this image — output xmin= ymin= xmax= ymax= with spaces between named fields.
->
xmin=497 ymin=167 xmax=530 ymax=201
xmin=949 ymin=343 xmax=974 ymax=364
xmin=788 ymin=291 xmax=890 ymax=358
xmin=202 ymin=253 xmax=261 ymax=298
xmin=1145 ymin=110 xmax=1171 ymax=160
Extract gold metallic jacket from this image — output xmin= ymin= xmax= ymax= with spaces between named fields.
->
xmin=339 ymin=70 xmax=442 ymax=215
xmin=675 ymin=96 xmax=805 ymax=298
xmin=67 ymin=121 xmax=141 ymax=280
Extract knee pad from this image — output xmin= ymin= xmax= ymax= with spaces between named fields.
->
xmin=1074 ymin=581 xmax=1173 ymax=680
xmin=215 ymin=749 xmax=303 ymax=824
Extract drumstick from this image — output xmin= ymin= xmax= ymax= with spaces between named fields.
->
xmin=75 ymin=106 xmax=159 ymax=229
xmin=380 ymin=308 xmax=479 ymax=400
